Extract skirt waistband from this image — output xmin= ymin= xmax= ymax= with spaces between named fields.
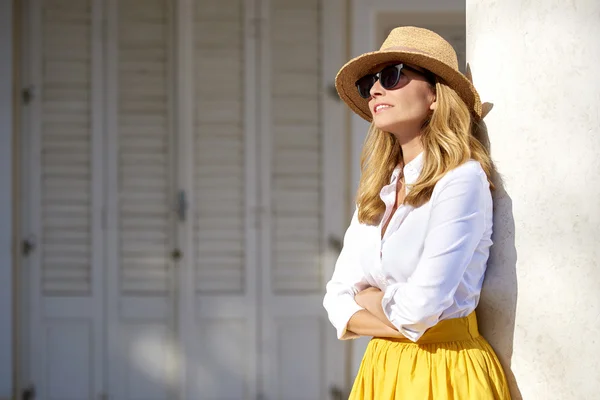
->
xmin=383 ymin=312 xmax=480 ymax=344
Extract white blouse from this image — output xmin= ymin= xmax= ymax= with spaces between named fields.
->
xmin=323 ymin=152 xmax=493 ymax=342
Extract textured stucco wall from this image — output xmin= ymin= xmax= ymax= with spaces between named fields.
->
xmin=467 ymin=1 xmax=600 ymax=399
xmin=0 ymin=0 xmax=14 ymax=397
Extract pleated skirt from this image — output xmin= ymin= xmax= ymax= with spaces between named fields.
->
xmin=349 ymin=312 xmax=511 ymax=400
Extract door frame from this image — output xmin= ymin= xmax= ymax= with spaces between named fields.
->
xmin=318 ymin=0 xmax=353 ymax=396
xmin=3 ymin=0 xmax=18 ymax=398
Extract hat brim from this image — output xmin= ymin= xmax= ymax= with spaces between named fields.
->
xmin=335 ymin=50 xmax=482 ymax=122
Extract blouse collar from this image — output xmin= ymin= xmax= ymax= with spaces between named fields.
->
xmin=390 ymin=151 xmax=424 ymax=186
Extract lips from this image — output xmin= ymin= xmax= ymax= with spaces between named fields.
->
xmin=373 ymin=103 xmax=393 ymax=114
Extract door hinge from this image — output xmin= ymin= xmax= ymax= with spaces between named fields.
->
xmin=21 ymin=237 xmax=36 ymax=257
xmin=22 ymin=86 xmax=35 ymax=105
xmin=329 ymin=385 xmax=346 ymax=400
xmin=21 ymin=384 xmax=36 ymax=400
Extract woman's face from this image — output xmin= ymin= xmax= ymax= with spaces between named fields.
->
xmin=367 ymin=64 xmax=437 ymax=136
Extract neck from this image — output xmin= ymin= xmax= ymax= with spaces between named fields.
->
xmin=399 ymin=135 xmax=423 ymax=166
xmin=389 ymin=122 xmax=424 ymax=166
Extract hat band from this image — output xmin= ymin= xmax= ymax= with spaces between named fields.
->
xmin=381 ymin=45 xmax=435 ymax=57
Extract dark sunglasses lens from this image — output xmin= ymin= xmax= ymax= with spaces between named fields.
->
xmin=356 ymin=75 xmax=376 ymax=98
xmin=380 ymin=65 xmax=400 ymax=89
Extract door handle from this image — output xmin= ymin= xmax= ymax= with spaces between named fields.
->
xmin=176 ymin=190 xmax=187 ymax=222
xmin=171 ymin=248 xmax=183 ymax=261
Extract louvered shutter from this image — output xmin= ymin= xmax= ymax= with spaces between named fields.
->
xmin=270 ymin=0 xmax=322 ymax=293
xmin=31 ymin=2 xmax=106 ymax=399
xmin=105 ymin=2 xmax=176 ymax=398
xmin=118 ymin=0 xmax=173 ymax=295
xmin=41 ymin=0 xmax=93 ymax=295
xmin=260 ymin=0 xmax=341 ymax=398
xmin=194 ymin=0 xmax=246 ymax=293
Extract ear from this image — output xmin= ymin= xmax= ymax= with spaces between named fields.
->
xmin=429 ymin=96 xmax=437 ymax=111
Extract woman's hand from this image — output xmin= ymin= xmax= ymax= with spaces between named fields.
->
xmin=346 ymin=310 xmax=404 ymax=339
xmin=355 ymin=287 xmax=384 ymax=310
xmin=355 ymin=287 xmax=399 ymax=331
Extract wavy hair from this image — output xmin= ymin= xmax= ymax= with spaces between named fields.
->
xmin=356 ymin=80 xmax=495 ymax=225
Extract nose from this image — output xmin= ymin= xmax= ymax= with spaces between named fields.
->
xmin=369 ymin=79 xmax=384 ymax=98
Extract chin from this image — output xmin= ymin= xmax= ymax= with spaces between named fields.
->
xmin=372 ymin=115 xmax=422 ymax=135
xmin=372 ymin=115 xmax=403 ymax=132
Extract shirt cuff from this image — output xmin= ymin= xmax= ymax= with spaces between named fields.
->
xmin=381 ymin=283 xmax=424 ymax=342
xmin=332 ymin=294 xmax=365 ymax=340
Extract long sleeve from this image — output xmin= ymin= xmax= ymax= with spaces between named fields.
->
xmin=323 ymin=209 xmax=371 ymax=340
xmin=381 ymin=166 xmax=491 ymax=342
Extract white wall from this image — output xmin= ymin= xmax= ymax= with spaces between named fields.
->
xmin=467 ymin=1 xmax=600 ymax=398
xmin=348 ymin=0 xmax=465 ymax=382
xmin=0 ymin=0 xmax=14 ymax=398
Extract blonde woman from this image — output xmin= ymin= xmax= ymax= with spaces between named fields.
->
xmin=323 ymin=27 xmax=511 ymax=399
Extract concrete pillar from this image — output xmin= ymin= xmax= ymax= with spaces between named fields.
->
xmin=467 ymin=1 xmax=600 ymax=399
xmin=0 ymin=0 xmax=14 ymax=398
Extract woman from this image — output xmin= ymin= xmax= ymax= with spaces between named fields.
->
xmin=323 ymin=26 xmax=511 ymax=399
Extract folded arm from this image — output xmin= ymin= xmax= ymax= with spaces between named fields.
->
xmin=323 ymin=210 xmax=379 ymax=340
xmin=346 ymin=309 xmax=403 ymax=338
xmin=380 ymin=167 xmax=491 ymax=342
xmin=353 ymin=287 xmax=397 ymax=331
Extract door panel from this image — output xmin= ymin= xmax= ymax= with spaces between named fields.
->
xmin=23 ymin=0 xmax=105 ymax=398
xmin=185 ymin=0 xmax=260 ymax=398
xmin=116 ymin=0 xmax=174 ymax=296
xmin=106 ymin=0 xmax=177 ymax=398
xmin=44 ymin=322 xmax=93 ymax=399
xmin=192 ymin=319 xmax=249 ymax=398
xmin=260 ymin=1 xmax=337 ymax=399
xmin=193 ymin=0 xmax=247 ymax=294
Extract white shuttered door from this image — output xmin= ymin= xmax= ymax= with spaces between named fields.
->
xmin=259 ymin=1 xmax=342 ymax=399
xmin=106 ymin=0 xmax=178 ymax=399
xmin=23 ymin=0 xmax=105 ymax=398
xmin=181 ymin=0 xmax=260 ymax=399
xmin=23 ymin=0 xmax=345 ymax=398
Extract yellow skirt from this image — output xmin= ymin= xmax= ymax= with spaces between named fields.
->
xmin=349 ymin=312 xmax=511 ymax=400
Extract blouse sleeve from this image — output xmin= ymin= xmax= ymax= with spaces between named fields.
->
xmin=381 ymin=165 xmax=491 ymax=342
xmin=323 ymin=209 xmax=371 ymax=340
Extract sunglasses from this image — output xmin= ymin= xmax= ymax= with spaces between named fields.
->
xmin=355 ymin=63 xmax=434 ymax=99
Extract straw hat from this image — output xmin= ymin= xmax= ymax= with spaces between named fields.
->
xmin=335 ymin=26 xmax=482 ymax=122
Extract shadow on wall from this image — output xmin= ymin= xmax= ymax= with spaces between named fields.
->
xmin=475 ymin=114 xmax=523 ymax=400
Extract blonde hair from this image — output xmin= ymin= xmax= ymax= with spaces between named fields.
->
xmin=356 ymin=80 xmax=495 ymax=225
